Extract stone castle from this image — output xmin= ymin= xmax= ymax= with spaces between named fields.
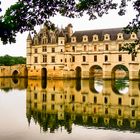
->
xmin=26 ymin=24 xmax=140 ymax=79
xmin=0 ymin=24 xmax=140 ymax=79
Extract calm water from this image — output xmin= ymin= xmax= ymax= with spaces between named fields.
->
xmin=1 ymin=78 xmax=140 ymax=140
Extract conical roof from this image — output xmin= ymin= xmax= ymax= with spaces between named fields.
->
xmin=27 ymin=32 xmax=32 ymax=40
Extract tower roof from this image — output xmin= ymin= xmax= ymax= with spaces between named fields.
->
xmin=27 ymin=32 xmax=32 ymax=40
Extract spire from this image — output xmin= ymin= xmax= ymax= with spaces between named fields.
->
xmin=27 ymin=32 xmax=32 ymax=40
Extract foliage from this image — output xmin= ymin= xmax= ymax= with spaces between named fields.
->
xmin=0 ymin=55 xmax=26 ymax=66
xmin=0 ymin=0 xmax=140 ymax=54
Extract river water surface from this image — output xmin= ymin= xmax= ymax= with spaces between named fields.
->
xmin=0 ymin=78 xmax=140 ymax=140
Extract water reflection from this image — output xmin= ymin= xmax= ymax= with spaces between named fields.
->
xmin=25 ymin=78 xmax=140 ymax=133
xmin=0 ymin=78 xmax=27 ymax=92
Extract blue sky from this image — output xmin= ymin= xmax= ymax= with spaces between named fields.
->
xmin=0 ymin=0 xmax=136 ymax=56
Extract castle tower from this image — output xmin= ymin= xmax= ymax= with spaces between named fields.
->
xmin=26 ymin=32 xmax=32 ymax=67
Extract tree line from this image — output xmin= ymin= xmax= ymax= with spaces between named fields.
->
xmin=0 ymin=55 xmax=26 ymax=66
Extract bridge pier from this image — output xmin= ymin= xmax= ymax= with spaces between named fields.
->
xmin=102 ymin=62 xmax=112 ymax=80
xmin=129 ymin=62 xmax=139 ymax=80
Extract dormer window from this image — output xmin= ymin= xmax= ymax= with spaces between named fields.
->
xmin=117 ymin=33 xmax=123 ymax=40
xmin=131 ymin=32 xmax=137 ymax=39
xmin=93 ymin=35 xmax=98 ymax=41
xmin=83 ymin=35 xmax=88 ymax=42
xmin=71 ymin=37 xmax=76 ymax=43
xmin=34 ymin=38 xmax=38 ymax=45
xmin=104 ymin=34 xmax=110 ymax=41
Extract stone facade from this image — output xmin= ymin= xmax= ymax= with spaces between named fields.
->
xmin=26 ymin=24 xmax=140 ymax=79
xmin=0 ymin=64 xmax=27 ymax=77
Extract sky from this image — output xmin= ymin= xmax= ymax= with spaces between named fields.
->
xmin=0 ymin=0 xmax=136 ymax=57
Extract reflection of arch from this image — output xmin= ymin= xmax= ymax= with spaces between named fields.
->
xmin=89 ymin=65 xmax=102 ymax=78
xmin=75 ymin=66 xmax=81 ymax=79
xmin=112 ymin=64 xmax=129 ymax=79
xmin=12 ymin=78 xmax=18 ymax=84
xmin=41 ymin=68 xmax=47 ymax=79
xmin=111 ymin=79 xmax=129 ymax=95
xmin=89 ymin=79 xmax=103 ymax=93
xmin=12 ymin=70 xmax=19 ymax=77
xmin=76 ymin=79 xmax=81 ymax=91
xmin=41 ymin=79 xmax=47 ymax=89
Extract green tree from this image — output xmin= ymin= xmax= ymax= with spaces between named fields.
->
xmin=0 ymin=0 xmax=140 ymax=54
xmin=0 ymin=55 xmax=26 ymax=66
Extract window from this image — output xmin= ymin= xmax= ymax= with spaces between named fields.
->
xmin=34 ymin=48 xmax=38 ymax=53
xmin=118 ymin=97 xmax=122 ymax=105
xmin=60 ymin=59 xmax=63 ymax=62
xmin=83 ymin=56 xmax=86 ymax=62
xmin=43 ymin=55 xmax=47 ymax=63
xmin=42 ymin=46 xmax=47 ymax=52
xmin=84 ymin=45 xmax=87 ymax=51
xmin=61 ymin=49 xmax=63 ymax=52
xmin=105 ymin=44 xmax=109 ymax=50
xmin=82 ymin=96 xmax=86 ymax=102
xmin=72 ymin=95 xmax=75 ymax=102
xmin=132 ymin=110 xmax=135 ymax=117
xmin=105 ymin=55 xmax=108 ymax=62
xmin=65 ymin=58 xmax=67 ymax=62
xmin=52 ymin=48 xmax=55 ymax=53
xmin=118 ymin=55 xmax=122 ymax=61
xmin=94 ymin=45 xmax=97 ymax=51
xmin=119 ymin=44 xmax=122 ymax=51
xmin=72 ymin=56 xmax=75 ymax=62
xmin=94 ymin=55 xmax=97 ymax=62
xmin=42 ymin=94 xmax=47 ymax=102
xmin=132 ymin=55 xmax=135 ymax=61
xmin=51 ymin=94 xmax=55 ymax=101
xmin=105 ymin=108 xmax=108 ymax=114
xmin=72 ymin=46 xmax=75 ymax=52
xmin=51 ymin=104 xmax=55 ymax=110
xmin=34 ymin=93 xmax=37 ymax=99
xmin=34 ymin=57 xmax=38 ymax=63
xmin=94 ymin=96 xmax=97 ymax=104
xmin=104 ymin=97 xmax=108 ymax=104
xmin=118 ymin=109 xmax=122 ymax=116
xmin=42 ymin=38 xmax=47 ymax=44
xmin=51 ymin=56 xmax=55 ymax=63
xmin=131 ymin=99 xmax=135 ymax=105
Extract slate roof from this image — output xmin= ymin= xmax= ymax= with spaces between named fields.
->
xmin=72 ymin=28 xmax=140 ymax=42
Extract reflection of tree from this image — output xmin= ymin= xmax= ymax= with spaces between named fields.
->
xmin=26 ymin=109 xmax=140 ymax=133
xmin=112 ymin=78 xmax=129 ymax=94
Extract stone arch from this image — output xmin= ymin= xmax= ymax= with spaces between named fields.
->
xmin=75 ymin=66 xmax=82 ymax=79
xmin=89 ymin=65 xmax=103 ymax=78
xmin=111 ymin=64 xmax=129 ymax=79
xmin=12 ymin=70 xmax=19 ymax=77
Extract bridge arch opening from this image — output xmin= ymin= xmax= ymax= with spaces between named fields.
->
xmin=111 ymin=64 xmax=129 ymax=79
xmin=12 ymin=70 xmax=19 ymax=77
xmin=89 ymin=65 xmax=103 ymax=79
xmin=75 ymin=66 xmax=82 ymax=79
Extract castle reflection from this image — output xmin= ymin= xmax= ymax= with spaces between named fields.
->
xmin=26 ymin=78 xmax=140 ymax=133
